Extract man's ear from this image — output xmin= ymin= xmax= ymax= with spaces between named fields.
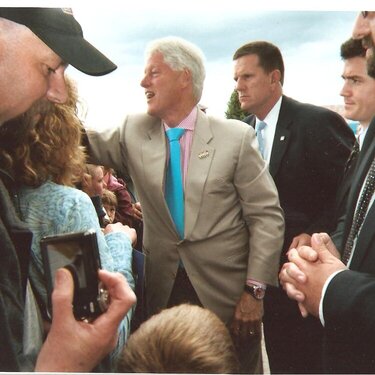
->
xmin=271 ymin=69 xmax=281 ymax=84
xmin=180 ymin=68 xmax=192 ymax=89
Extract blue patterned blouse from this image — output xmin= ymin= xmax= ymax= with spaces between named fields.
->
xmin=18 ymin=180 xmax=135 ymax=366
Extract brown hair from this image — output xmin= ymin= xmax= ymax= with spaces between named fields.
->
xmin=233 ymin=40 xmax=285 ymax=85
xmin=118 ymin=304 xmax=239 ymax=373
xmin=0 ymin=78 xmax=86 ymax=187
xmin=102 ymin=188 xmax=118 ymax=208
xmin=340 ymin=37 xmax=366 ymax=60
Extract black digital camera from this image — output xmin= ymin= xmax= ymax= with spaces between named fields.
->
xmin=41 ymin=229 xmax=109 ymax=321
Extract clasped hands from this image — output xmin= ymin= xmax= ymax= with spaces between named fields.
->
xmin=279 ymin=232 xmax=346 ymax=318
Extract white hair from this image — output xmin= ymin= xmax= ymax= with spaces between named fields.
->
xmin=145 ymin=36 xmax=206 ymax=102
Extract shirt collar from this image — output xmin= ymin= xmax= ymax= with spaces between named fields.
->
xmin=358 ymin=125 xmax=368 ymax=150
xmin=164 ymin=106 xmax=198 ymax=132
xmin=255 ymin=96 xmax=283 ymax=128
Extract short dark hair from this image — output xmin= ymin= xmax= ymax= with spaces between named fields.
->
xmin=340 ymin=38 xmax=366 ymax=60
xmin=233 ymin=41 xmax=285 ymax=85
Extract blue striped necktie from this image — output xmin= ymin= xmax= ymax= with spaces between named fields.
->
xmin=256 ymin=121 xmax=267 ymax=159
xmin=165 ymin=128 xmax=185 ymax=239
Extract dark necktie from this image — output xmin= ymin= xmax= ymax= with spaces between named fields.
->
xmin=344 ymin=139 xmax=360 ymax=174
xmin=165 ymin=128 xmax=185 ymax=239
xmin=342 ymin=156 xmax=375 ymax=265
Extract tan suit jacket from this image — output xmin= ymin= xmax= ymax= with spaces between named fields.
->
xmin=87 ymin=109 xmax=284 ymax=323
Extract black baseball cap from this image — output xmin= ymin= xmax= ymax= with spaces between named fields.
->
xmin=0 ymin=7 xmax=117 ymax=76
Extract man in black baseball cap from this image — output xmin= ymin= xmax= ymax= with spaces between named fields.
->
xmin=0 ymin=7 xmax=117 ymax=76
xmin=0 ymin=7 xmax=134 ymax=373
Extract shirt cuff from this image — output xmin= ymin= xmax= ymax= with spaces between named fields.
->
xmin=246 ymin=279 xmax=267 ymax=289
xmin=319 ymin=269 xmax=348 ymax=326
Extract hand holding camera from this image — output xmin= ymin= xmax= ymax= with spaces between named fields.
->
xmin=35 ymin=268 xmax=136 ymax=372
xmin=41 ymin=230 xmax=110 ymax=321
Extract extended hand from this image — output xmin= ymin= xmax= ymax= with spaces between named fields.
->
xmin=104 ymin=222 xmax=137 ymax=245
xmin=288 ymin=232 xmax=312 ymax=250
xmin=132 ymin=202 xmax=143 ymax=221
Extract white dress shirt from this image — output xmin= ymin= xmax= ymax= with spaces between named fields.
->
xmin=255 ymin=96 xmax=283 ymax=164
xmin=358 ymin=125 xmax=368 ymax=150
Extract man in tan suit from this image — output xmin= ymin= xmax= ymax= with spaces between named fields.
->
xmin=87 ymin=37 xmax=284 ymax=373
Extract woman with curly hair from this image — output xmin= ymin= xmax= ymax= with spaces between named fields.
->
xmin=0 ymin=78 xmax=136 ymax=370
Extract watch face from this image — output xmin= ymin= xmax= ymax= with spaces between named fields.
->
xmin=245 ymin=284 xmax=265 ymax=299
xmin=254 ymin=287 xmax=265 ymax=299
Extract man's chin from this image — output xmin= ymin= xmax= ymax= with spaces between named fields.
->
xmin=146 ymin=106 xmax=161 ymax=119
xmin=146 ymin=108 xmax=155 ymax=117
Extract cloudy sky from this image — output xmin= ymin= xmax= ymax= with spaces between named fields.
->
xmin=17 ymin=0 xmax=371 ymax=129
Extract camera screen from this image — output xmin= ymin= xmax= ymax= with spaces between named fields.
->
xmin=47 ymin=242 xmax=87 ymax=288
xmin=41 ymin=230 xmax=105 ymax=321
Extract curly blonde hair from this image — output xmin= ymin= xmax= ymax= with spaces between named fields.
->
xmin=0 ymin=78 xmax=86 ymax=187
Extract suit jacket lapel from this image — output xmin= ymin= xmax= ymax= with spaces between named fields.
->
xmin=141 ymin=119 xmax=173 ymax=228
xmin=184 ymin=110 xmax=214 ymax=238
xmin=269 ymin=96 xmax=292 ymax=177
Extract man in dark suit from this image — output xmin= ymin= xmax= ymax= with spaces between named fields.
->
xmin=280 ymin=12 xmax=375 ymax=373
xmin=233 ymin=41 xmax=355 ymax=373
xmin=332 ymin=37 xmax=375 ymax=229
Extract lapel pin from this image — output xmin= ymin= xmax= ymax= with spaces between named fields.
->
xmin=198 ymin=150 xmax=209 ymax=159
xmin=280 ymin=136 xmax=285 ymax=141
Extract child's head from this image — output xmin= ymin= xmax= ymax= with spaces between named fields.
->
xmin=82 ymin=164 xmax=106 ymax=197
xmin=118 ymin=304 xmax=239 ymax=373
xmin=102 ymin=189 xmax=118 ymax=224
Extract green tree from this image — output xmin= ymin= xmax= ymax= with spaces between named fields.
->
xmin=225 ymin=90 xmax=248 ymax=120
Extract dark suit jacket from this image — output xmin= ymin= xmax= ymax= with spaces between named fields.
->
xmin=331 ymin=139 xmax=359 ymax=231
xmin=323 ymin=118 xmax=375 ymax=373
xmin=0 ymin=169 xmax=33 ymax=371
xmin=245 ymin=95 xmax=355 ymax=262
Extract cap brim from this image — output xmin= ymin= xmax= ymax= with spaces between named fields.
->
xmin=34 ymin=28 xmax=117 ymax=76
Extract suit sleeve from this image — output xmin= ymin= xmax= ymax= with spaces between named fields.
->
xmin=305 ymin=110 xmax=354 ymax=234
xmin=324 ymin=269 xmax=375 ymax=341
xmin=85 ymin=118 xmax=129 ymax=177
xmin=235 ymin=127 xmax=285 ymax=286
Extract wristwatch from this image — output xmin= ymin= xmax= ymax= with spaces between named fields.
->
xmin=244 ymin=284 xmax=266 ymax=300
